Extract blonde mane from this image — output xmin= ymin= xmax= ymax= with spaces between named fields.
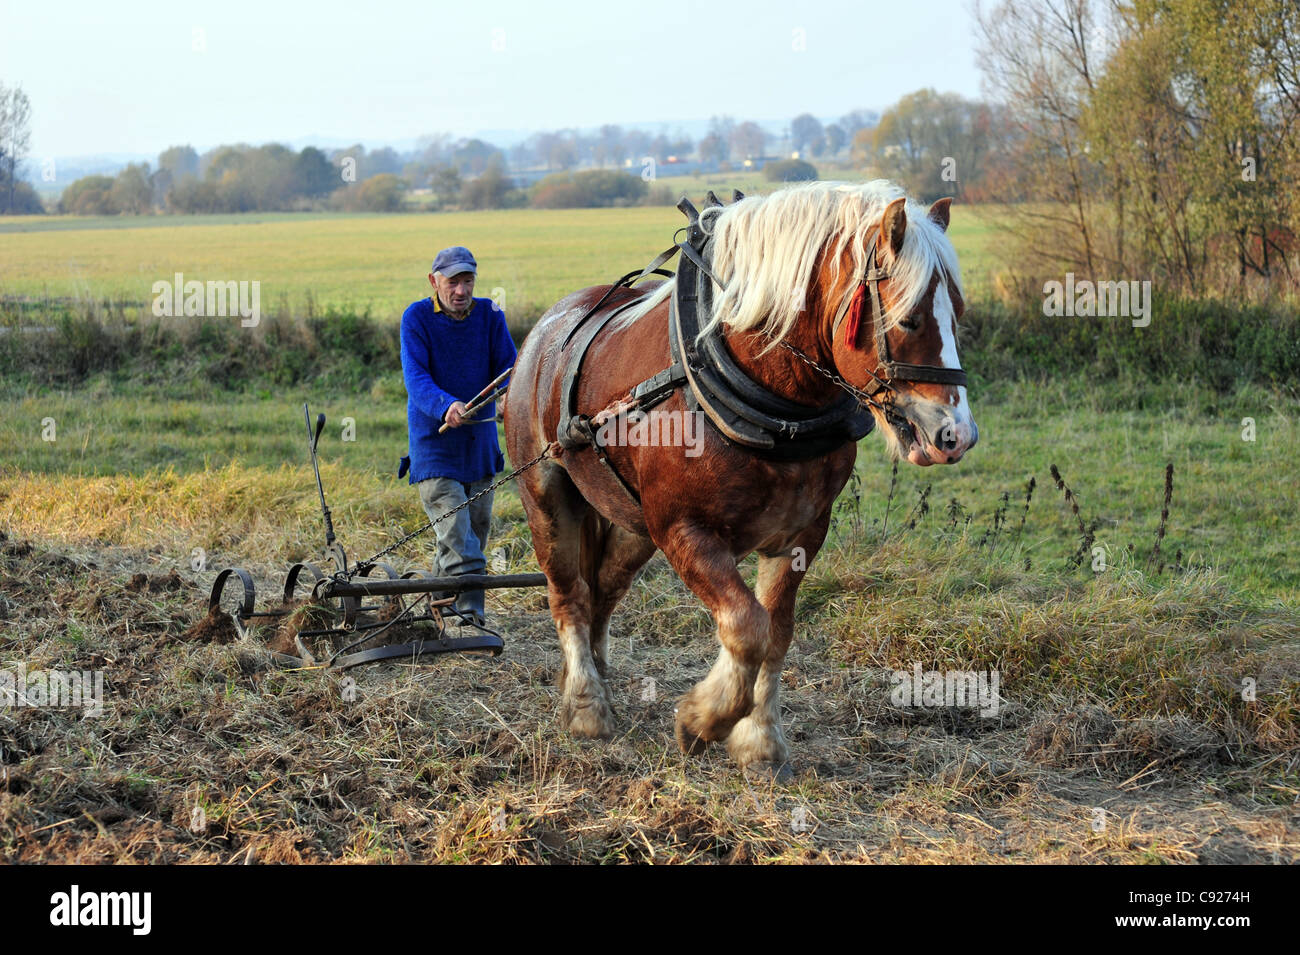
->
xmin=623 ymin=180 xmax=962 ymax=349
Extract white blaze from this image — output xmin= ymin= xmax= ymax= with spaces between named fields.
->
xmin=932 ymin=281 xmax=971 ymax=418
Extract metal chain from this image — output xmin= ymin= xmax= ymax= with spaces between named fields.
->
xmin=777 ymin=340 xmax=885 ymax=408
xmin=342 ymin=444 xmax=555 ymax=581
xmin=777 ymin=341 xmax=916 ymax=439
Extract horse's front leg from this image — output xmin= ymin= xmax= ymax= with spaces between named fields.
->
xmin=658 ymin=525 xmax=771 ymax=759
xmin=726 ymin=511 xmax=831 ymax=769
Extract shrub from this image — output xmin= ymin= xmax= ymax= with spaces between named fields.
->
xmin=350 ymin=174 xmax=405 ymax=212
xmin=764 ymin=159 xmax=818 ymax=182
xmin=530 ymin=169 xmax=647 ymax=208
xmin=58 ymin=176 xmax=118 ymax=215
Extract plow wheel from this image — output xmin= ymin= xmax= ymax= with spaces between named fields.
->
xmin=281 ymin=560 xmax=336 ymax=661
xmin=314 ymin=543 xmax=359 ymax=628
xmin=208 ymin=568 xmax=256 ymax=639
xmin=282 ymin=561 xmax=326 ymax=605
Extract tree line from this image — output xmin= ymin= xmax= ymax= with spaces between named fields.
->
xmin=14 ymin=0 xmax=1300 ymax=306
xmin=28 ymin=100 xmax=1004 ymax=216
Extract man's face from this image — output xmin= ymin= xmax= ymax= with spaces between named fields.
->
xmin=431 ymin=270 xmax=475 ymax=316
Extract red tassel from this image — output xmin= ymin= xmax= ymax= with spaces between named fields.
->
xmin=842 ymin=285 xmax=865 ymax=349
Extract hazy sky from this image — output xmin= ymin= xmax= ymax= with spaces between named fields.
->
xmin=1 ymin=0 xmax=986 ymax=158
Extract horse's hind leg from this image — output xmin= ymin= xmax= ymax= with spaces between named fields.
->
xmin=587 ymin=523 xmax=656 ymax=681
xmin=516 ymin=461 xmax=615 ymax=739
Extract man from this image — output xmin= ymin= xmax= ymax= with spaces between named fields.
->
xmin=399 ymin=246 xmax=517 ymax=626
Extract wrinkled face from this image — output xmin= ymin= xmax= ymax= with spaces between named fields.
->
xmin=430 ymin=270 xmax=475 ymax=315
xmin=872 ymin=267 xmax=978 ymax=466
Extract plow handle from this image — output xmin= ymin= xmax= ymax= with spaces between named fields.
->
xmin=304 ymin=403 xmax=336 ymax=548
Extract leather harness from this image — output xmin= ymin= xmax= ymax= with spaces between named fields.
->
xmin=553 ymin=190 xmax=964 ymax=504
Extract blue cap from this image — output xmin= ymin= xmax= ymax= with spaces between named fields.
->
xmin=432 ymin=246 xmax=477 ymax=277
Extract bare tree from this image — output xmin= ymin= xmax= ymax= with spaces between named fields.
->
xmin=838 ymin=109 xmax=879 ymax=137
xmin=596 ymin=124 xmax=625 ymax=167
xmin=729 ymin=121 xmax=767 ymax=160
xmin=0 ymin=82 xmax=33 ymax=214
xmin=791 ymin=113 xmax=824 ymax=154
xmin=975 ymin=0 xmax=1104 ymax=277
xmin=979 ymin=0 xmax=1300 ymax=297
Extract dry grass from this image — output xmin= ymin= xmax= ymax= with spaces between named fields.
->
xmin=2 ymin=522 xmax=1296 ymax=864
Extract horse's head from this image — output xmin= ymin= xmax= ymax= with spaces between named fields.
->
xmin=668 ymin=180 xmax=977 ymax=466
xmin=825 ymin=194 xmax=977 ymax=466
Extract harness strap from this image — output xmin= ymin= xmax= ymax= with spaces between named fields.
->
xmin=881 ymin=362 xmax=969 ymax=386
xmin=560 ymin=243 xmax=680 ymax=351
xmin=558 ymin=294 xmax=647 ymax=447
xmin=831 ymin=231 xmax=886 ymax=347
xmin=630 ymin=362 xmax=687 ymax=410
xmin=677 ymin=239 xmax=727 ymax=290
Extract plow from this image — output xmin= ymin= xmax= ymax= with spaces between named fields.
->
xmin=206 ymin=403 xmax=547 ymax=669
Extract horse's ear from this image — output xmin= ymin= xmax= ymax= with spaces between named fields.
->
xmin=927 ymin=197 xmax=952 ymax=233
xmin=881 ymin=197 xmax=908 ymax=256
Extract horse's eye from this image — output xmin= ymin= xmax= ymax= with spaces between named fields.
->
xmin=900 ymin=315 xmax=922 ymax=332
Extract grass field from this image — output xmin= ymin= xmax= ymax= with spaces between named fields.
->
xmin=0 ymin=378 xmax=1297 ymax=600
xmin=1 ymin=198 xmax=1296 ymax=864
xmin=0 ymin=190 xmax=1000 ymax=319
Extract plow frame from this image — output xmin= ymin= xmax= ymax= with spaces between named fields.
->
xmin=204 ymin=402 xmax=548 ymax=669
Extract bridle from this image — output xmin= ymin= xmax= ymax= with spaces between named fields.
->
xmin=828 ymin=229 xmax=969 ymax=397
xmin=776 ymin=226 xmax=968 ymax=446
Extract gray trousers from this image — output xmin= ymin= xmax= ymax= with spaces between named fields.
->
xmin=416 ymin=475 xmax=494 ymax=619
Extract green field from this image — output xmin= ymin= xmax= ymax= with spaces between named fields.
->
xmin=0 ymin=191 xmax=1000 ymax=320
xmin=0 ymin=202 xmax=1291 ymax=598
xmin=1 ymin=201 xmax=1297 ymax=865
xmin=2 ymin=376 xmax=1295 ymax=601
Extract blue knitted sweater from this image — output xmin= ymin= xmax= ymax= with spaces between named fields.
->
xmin=400 ymin=295 xmax=517 ymax=484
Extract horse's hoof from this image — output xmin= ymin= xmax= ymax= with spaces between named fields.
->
xmin=674 ymin=703 xmax=713 ymax=755
xmin=561 ymin=695 xmax=615 ymax=740
xmin=742 ymin=760 xmax=795 ymax=784
xmin=675 ymin=720 xmax=710 ymax=755
xmin=726 ymin=716 xmax=790 ymax=769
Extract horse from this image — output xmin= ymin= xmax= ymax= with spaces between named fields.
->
xmin=502 ymin=180 xmax=977 ymax=770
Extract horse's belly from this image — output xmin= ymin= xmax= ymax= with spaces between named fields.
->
xmin=558 ymin=451 xmax=652 ymax=536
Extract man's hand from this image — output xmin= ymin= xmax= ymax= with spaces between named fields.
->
xmin=445 ymin=401 xmax=469 ymax=428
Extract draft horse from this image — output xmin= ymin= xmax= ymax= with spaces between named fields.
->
xmin=503 ymin=180 xmax=978 ymax=769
